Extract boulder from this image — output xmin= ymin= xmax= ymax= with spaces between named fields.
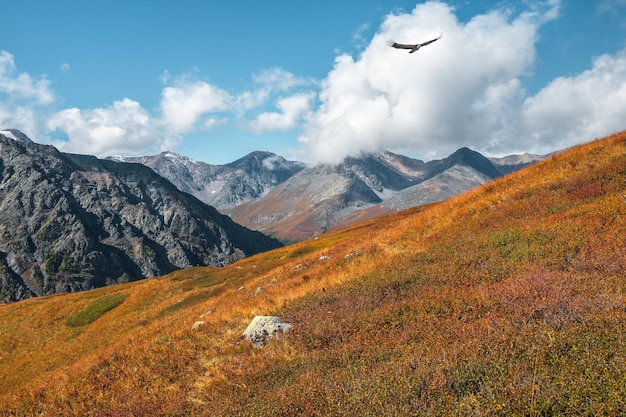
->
xmin=241 ymin=316 xmax=291 ymax=348
xmin=191 ymin=321 xmax=207 ymax=331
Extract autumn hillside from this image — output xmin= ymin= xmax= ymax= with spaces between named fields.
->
xmin=1 ymin=132 xmax=625 ymax=416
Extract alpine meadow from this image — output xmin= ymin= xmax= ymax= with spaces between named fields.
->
xmin=1 ymin=131 xmax=625 ymax=416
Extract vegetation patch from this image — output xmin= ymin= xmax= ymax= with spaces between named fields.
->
xmin=65 ymin=293 xmax=128 ymax=327
xmin=157 ymin=291 xmax=209 ymax=318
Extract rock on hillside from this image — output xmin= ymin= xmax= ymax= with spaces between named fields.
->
xmin=110 ymin=151 xmax=306 ymax=211
xmin=0 ymin=131 xmax=282 ymax=303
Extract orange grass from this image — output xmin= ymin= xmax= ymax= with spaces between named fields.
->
xmin=1 ymin=132 xmax=626 ymax=416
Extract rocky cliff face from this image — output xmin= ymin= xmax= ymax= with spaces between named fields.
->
xmin=0 ymin=131 xmax=282 ymax=303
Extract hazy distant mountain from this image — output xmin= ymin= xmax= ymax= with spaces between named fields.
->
xmin=488 ymin=153 xmax=546 ymax=175
xmin=110 ymin=145 xmax=542 ymax=242
xmin=0 ymin=131 xmax=282 ymax=303
xmin=227 ymin=147 xmax=540 ymax=241
xmin=379 ymin=147 xmax=503 ymax=211
xmin=109 ymin=151 xmax=306 ymax=211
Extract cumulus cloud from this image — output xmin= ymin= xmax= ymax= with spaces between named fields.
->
xmin=47 ymin=98 xmax=177 ymax=156
xmin=160 ymin=78 xmax=231 ymax=133
xmin=234 ymin=68 xmax=316 ymax=113
xmin=297 ymin=1 xmax=558 ymax=164
xmin=0 ymin=51 xmax=55 ymax=104
xmin=521 ymin=49 xmax=626 ymax=153
xmin=248 ymin=93 xmax=315 ymax=133
xmin=0 ymin=50 xmax=55 ymax=136
xmin=157 ymin=68 xmax=314 ymax=136
xmin=253 ymin=67 xmax=313 ymax=92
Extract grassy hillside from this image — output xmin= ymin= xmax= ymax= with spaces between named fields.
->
xmin=1 ymin=132 xmax=625 ymax=416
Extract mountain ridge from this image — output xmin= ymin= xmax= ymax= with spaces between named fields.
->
xmin=0 ymin=131 xmax=282 ymax=303
xmin=110 ymin=150 xmax=306 ymax=211
xmin=116 ymin=147 xmax=542 ymax=241
xmin=228 ymin=147 xmax=540 ymax=241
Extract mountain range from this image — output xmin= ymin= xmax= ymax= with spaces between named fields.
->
xmin=114 ymin=147 xmax=543 ymax=242
xmin=108 ymin=150 xmax=306 ymax=211
xmin=0 ymin=130 xmax=282 ymax=303
xmin=0 ymin=128 xmax=542 ymax=302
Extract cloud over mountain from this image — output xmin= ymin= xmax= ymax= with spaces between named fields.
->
xmin=1 ymin=1 xmax=626 ymax=163
xmin=297 ymin=1 xmax=553 ymax=163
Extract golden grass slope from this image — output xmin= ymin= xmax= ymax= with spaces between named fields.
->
xmin=1 ymin=132 xmax=625 ymax=416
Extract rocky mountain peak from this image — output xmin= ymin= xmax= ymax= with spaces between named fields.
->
xmin=112 ymin=150 xmax=306 ymax=211
xmin=437 ymin=147 xmax=503 ymax=179
xmin=0 ymin=129 xmax=32 ymax=142
xmin=0 ymin=135 xmax=282 ymax=303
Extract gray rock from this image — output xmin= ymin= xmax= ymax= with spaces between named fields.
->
xmin=241 ymin=316 xmax=291 ymax=348
xmin=109 ymin=151 xmax=305 ymax=212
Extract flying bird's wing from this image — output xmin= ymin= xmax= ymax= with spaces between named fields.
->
xmin=387 ymin=33 xmax=442 ymax=53
xmin=417 ymin=33 xmax=442 ymax=47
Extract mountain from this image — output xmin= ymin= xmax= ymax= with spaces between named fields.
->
xmin=0 ymin=131 xmax=282 ymax=303
xmin=229 ymin=147 xmax=533 ymax=241
xmin=110 ymin=150 xmax=306 ymax=211
xmin=1 ymin=131 xmax=624 ymax=416
xmin=227 ymin=163 xmax=384 ymax=242
xmin=488 ymin=152 xmax=546 ymax=175
xmin=112 ymin=148 xmax=541 ymax=242
xmin=378 ymin=147 xmax=503 ymax=210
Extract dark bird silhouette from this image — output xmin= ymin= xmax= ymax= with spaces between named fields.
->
xmin=387 ymin=33 xmax=442 ymax=53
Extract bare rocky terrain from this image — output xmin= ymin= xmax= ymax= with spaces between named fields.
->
xmin=0 ymin=130 xmax=282 ymax=303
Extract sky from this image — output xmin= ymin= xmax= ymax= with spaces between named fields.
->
xmin=1 ymin=0 xmax=626 ymax=165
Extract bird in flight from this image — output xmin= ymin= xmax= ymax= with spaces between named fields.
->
xmin=387 ymin=33 xmax=442 ymax=53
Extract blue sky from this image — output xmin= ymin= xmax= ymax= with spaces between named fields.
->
xmin=2 ymin=0 xmax=626 ymax=164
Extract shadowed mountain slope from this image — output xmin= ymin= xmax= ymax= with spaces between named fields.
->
xmin=1 ymin=131 xmax=624 ymax=415
xmin=0 ymin=132 xmax=282 ymax=303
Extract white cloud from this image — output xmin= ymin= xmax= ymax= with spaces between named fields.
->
xmin=0 ymin=51 xmax=55 ymax=105
xmin=47 ymin=98 xmax=177 ymax=156
xmin=234 ymin=68 xmax=316 ymax=112
xmin=160 ymin=79 xmax=231 ymax=133
xmin=0 ymin=50 xmax=55 ymax=137
xmin=60 ymin=63 xmax=71 ymax=73
xmin=521 ymin=49 xmax=626 ymax=153
xmin=248 ymin=92 xmax=315 ymax=133
xmin=253 ymin=67 xmax=313 ymax=92
xmin=41 ymin=67 xmax=314 ymax=157
xmin=0 ymin=104 xmax=41 ymax=138
xmin=297 ymin=1 xmax=561 ymax=164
